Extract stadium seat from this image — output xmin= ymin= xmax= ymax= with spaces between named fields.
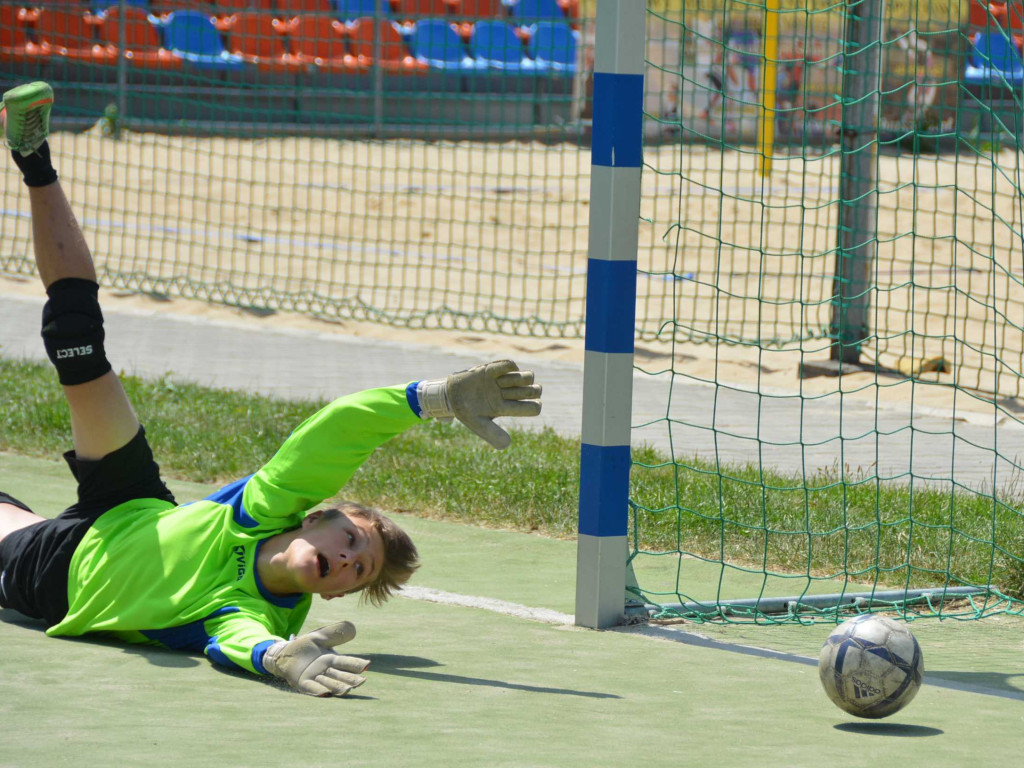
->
xmin=286 ymin=14 xmax=358 ymax=70
xmin=0 ymin=6 xmax=45 ymax=63
xmin=507 ymin=0 xmax=564 ymax=24
xmin=444 ymin=0 xmax=500 ymax=19
xmin=334 ymin=0 xmax=391 ymax=22
xmin=33 ymin=8 xmax=119 ymax=62
xmin=211 ymin=0 xmax=275 ymax=13
xmin=95 ymin=5 xmax=183 ymax=68
xmin=410 ymin=18 xmax=482 ymax=70
xmin=150 ymin=0 xmax=215 ymax=16
xmin=965 ymin=30 xmax=1024 ymax=84
xmin=90 ymin=0 xmax=149 ymax=12
xmin=160 ymin=10 xmax=247 ymax=68
xmin=225 ymin=11 xmax=304 ymax=70
xmin=348 ymin=16 xmax=426 ymax=71
xmin=276 ymin=0 xmax=335 ymax=16
xmin=470 ymin=19 xmax=533 ymax=71
xmin=395 ymin=0 xmax=449 ymax=20
xmin=528 ymin=20 xmax=575 ymax=73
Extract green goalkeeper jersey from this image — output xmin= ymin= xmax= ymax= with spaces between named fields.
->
xmin=46 ymin=383 xmax=423 ymax=675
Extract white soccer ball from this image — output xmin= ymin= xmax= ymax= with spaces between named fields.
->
xmin=818 ymin=614 xmax=924 ymax=719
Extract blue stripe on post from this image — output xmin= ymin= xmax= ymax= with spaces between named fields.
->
xmin=579 ymin=443 xmax=631 ymax=537
xmin=592 ymin=72 xmax=644 ymax=169
xmin=585 ymin=258 xmax=637 ymax=354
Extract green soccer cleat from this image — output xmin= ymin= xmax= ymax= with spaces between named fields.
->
xmin=1 ymin=81 xmax=54 ymax=157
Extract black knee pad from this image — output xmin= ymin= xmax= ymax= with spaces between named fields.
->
xmin=40 ymin=278 xmax=112 ymax=386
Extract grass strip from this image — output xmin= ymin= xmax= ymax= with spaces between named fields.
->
xmin=2 ymin=357 xmax=1022 ymax=598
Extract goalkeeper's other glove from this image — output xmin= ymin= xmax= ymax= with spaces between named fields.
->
xmin=263 ymin=621 xmax=368 ymax=697
xmin=417 ymin=359 xmax=543 ymax=449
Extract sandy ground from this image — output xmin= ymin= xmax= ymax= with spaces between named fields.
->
xmin=1 ymin=128 xmax=1022 ymax=421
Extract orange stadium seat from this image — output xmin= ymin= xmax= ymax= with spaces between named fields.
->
xmin=225 ymin=11 xmax=304 ymax=70
xmin=95 ymin=5 xmax=183 ymax=68
xmin=1 ymin=6 xmax=45 ymax=63
xmin=348 ymin=16 xmax=427 ymax=71
xmin=33 ymin=8 xmax=118 ymax=61
xmin=286 ymin=14 xmax=358 ymax=70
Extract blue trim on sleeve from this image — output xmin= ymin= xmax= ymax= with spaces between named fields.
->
xmin=406 ymin=381 xmax=423 ymax=417
xmin=253 ymin=539 xmax=304 ymax=609
xmin=206 ymin=637 xmax=245 ymax=671
xmin=251 ymin=639 xmax=278 ymax=675
xmin=204 ymin=475 xmax=259 ymax=529
xmin=592 ymin=72 xmax=644 ymax=169
xmin=140 ymin=607 xmax=241 ymax=653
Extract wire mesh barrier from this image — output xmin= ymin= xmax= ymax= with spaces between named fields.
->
xmin=2 ymin=0 xmax=1024 ymax=624
xmin=630 ymin=0 xmax=1024 ymax=624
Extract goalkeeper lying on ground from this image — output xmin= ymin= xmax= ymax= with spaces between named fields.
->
xmin=0 ymin=82 xmax=543 ymax=698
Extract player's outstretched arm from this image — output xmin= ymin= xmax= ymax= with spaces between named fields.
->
xmin=263 ymin=621 xmax=368 ymax=697
xmin=416 ymin=360 xmax=542 ymax=449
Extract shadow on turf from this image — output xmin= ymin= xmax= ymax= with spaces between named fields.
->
xmin=624 ymin=623 xmax=1024 ymax=702
xmin=363 ymin=653 xmax=621 ymax=699
xmin=833 ymin=723 xmax=943 ymax=737
xmin=1 ymin=608 xmax=204 ymax=668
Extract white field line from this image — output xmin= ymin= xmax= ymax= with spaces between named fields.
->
xmin=398 ymin=586 xmax=574 ymax=626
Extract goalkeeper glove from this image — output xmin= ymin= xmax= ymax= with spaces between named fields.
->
xmin=417 ymin=359 xmax=542 ymax=449
xmin=263 ymin=621 xmax=369 ymax=697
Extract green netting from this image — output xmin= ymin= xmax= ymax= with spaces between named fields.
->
xmin=632 ymin=0 xmax=1024 ymax=624
xmin=3 ymin=0 xmax=1024 ymax=627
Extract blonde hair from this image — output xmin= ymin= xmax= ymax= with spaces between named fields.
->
xmin=322 ymin=502 xmax=419 ymax=607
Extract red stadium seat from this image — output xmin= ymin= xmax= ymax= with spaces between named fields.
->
xmin=34 ymin=8 xmax=118 ymax=61
xmin=211 ymin=0 xmax=275 ymax=14
xmin=225 ymin=11 xmax=304 ymax=70
xmin=1 ymin=6 xmax=48 ymax=62
xmin=445 ymin=0 xmax=501 ymax=20
xmin=95 ymin=5 xmax=183 ymax=68
xmin=285 ymin=14 xmax=359 ymax=70
xmin=276 ymin=0 xmax=335 ymax=16
xmin=348 ymin=16 xmax=427 ymax=71
xmin=397 ymin=0 xmax=450 ymax=18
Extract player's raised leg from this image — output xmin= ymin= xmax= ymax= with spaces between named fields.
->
xmin=3 ymin=82 xmax=139 ymax=461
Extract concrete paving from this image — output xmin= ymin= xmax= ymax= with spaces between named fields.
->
xmin=2 ymin=290 xmax=1022 ymax=494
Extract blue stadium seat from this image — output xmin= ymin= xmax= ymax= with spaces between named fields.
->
xmin=528 ymin=20 xmax=575 ymax=73
xmin=965 ymin=30 xmax=1024 ymax=85
xmin=470 ymin=20 xmax=533 ymax=71
xmin=410 ymin=18 xmax=483 ymax=70
xmin=334 ymin=0 xmax=389 ymax=24
xmin=508 ymin=0 xmax=563 ymax=23
xmin=91 ymin=0 xmax=149 ymax=12
xmin=161 ymin=10 xmax=247 ymax=69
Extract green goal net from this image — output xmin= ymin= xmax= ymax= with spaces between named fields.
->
xmin=3 ymin=0 xmax=1024 ymax=626
xmin=632 ymin=0 xmax=1024 ymax=623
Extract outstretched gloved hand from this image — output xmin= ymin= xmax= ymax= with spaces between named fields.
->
xmin=263 ymin=621 xmax=368 ymax=697
xmin=417 ymin=359 xmax=543 ymax=449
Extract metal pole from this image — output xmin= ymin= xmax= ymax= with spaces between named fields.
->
xmin=829 ymin=0 xmax=883 ymax=364
xmin=575 ymin=0 xmax=645 ymax=630
xmin=757 ymin=0 xmax=780 ymax=178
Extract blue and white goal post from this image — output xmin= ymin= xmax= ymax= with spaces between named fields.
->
xmin=575 ymin=0 xmax=646 ymax=629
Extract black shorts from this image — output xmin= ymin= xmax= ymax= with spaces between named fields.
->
xmin=0 ymin=426 xmax=175 ymax=627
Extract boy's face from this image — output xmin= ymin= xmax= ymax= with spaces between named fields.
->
xmin=286 ymin=511 xmax=385 ymax=599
